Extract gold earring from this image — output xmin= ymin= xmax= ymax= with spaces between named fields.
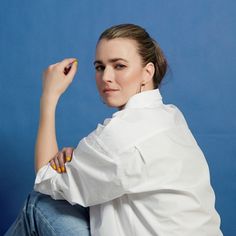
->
xmin=139 ymin=83 xmax=145 ymax=92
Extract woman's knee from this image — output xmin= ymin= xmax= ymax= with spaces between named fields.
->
xmin=25 ymin=191 xmax=90 ymax=235
xmin=5 ymin=191 xmax=90 ymax=236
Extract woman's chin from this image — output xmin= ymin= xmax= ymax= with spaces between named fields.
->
xmin=104 ymin=100 xmax=126 ymax=109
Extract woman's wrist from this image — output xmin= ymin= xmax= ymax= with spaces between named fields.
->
xmin=41 ymin=92 xmax=60 ymax=106
xmin=39 ymin=94 xmax=60 ymax=117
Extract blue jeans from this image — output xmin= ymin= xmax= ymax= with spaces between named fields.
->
xmin=4 ymin=191 xmax=91 ymax=236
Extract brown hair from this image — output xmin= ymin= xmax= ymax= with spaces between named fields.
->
xmin=98 ymin=24 xmax=168 ymax=88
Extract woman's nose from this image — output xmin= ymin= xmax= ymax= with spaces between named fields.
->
xmin=102 ymin=67 xmax=114 ymax=82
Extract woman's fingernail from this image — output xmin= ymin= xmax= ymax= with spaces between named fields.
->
xmin=66 ymin=156 xmax=72 ymax=162
xmin=58 ymin=167 xmax=61 ymax=173
xmin=74 ymin=60 xmax=78 ymax=65
xmin=61 ymin=166 xmax=65 ymax=172
xmin=52 ymin=164 xmax=57 ymax=170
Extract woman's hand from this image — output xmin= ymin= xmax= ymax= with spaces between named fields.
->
xmin=50 ymin=147 xmax=74 ymax=173
xmin=42 ymin=58 xmax=78 ymax=99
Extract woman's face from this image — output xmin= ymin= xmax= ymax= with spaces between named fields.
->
xmin=94 ymin=38 xmax=150 ymax=109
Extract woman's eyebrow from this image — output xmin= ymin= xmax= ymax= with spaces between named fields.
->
xmin=93 ymin=58 xmax=128 ymax=65
xmin=93 ymin=60 xmax=103 ymax=65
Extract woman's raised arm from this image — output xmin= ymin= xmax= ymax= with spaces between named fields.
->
xmin=34 ymin=58 xmax=78 ymax=173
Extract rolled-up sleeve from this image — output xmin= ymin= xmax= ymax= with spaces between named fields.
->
xmin=34 ymin=164 xmax=62 ymax=199
xmin=34 ymin=121 xmax=147 ymax=207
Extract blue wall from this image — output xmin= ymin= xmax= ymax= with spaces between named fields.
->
xmin=0 ymin=0 xmax=235 ymax=235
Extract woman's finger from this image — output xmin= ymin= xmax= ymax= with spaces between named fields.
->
xmin=50 ymin=159 xmax=57 ymax=170
xmin=50 ymin=152 xmax=60 ymax=171
xmin=58 ymin=152 xmax=66 ymax=173
xmin=59 ymin=58 xmax=77 ymax=75
xmin=63 ymin=147 xmax=74 ymax=162
xmin=53 ymin=154 xmax=62 ymax=173
xmin=59 ymin=58 xmax=77 ymax=68
xmin=65 ymin=60 xmax=78 ymax=80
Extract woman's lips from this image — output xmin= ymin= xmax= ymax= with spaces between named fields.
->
xmin=103 ymin=88 xmax=119 ymax=93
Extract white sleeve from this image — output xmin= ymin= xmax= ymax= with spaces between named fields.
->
xmin=34 ymin=128 xmax=146 ymax=207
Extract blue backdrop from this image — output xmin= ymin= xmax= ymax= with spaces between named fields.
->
xmin=0 ymin=0 xmax=235 ymax=235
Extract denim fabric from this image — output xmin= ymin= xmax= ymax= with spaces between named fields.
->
xmin=4 ymin=191 xmax=91 ymax=236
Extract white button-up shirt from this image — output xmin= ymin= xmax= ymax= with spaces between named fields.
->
xmin=34 ymin=89 xmax=223 ymax=236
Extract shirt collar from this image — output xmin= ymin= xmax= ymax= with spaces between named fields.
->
xmin=112 ymin=89 xmax=163 ymax=117
xmin=124 ymin=89 xmax=163 ymax=109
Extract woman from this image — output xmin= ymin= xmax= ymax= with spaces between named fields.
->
xmin=5 ymin=24 xmax=223 ymax=236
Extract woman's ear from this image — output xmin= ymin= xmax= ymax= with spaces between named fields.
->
xmin=143 ymin=62 xmax=155 ymax=84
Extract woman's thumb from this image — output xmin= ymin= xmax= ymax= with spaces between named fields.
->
xmin=66 ymin=60 xmax=78 ymax=81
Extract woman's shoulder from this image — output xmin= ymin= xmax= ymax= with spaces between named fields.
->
xmin=112 ymin=103 xmax=188 ymax=129
xmin=95 ymin=104 xmax=189 ymax=154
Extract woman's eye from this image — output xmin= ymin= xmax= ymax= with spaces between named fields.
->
xmin=95 ymin=65 xmax=105 ymax=71
xmin=115 ymin=64 xmax=126 ymax=70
